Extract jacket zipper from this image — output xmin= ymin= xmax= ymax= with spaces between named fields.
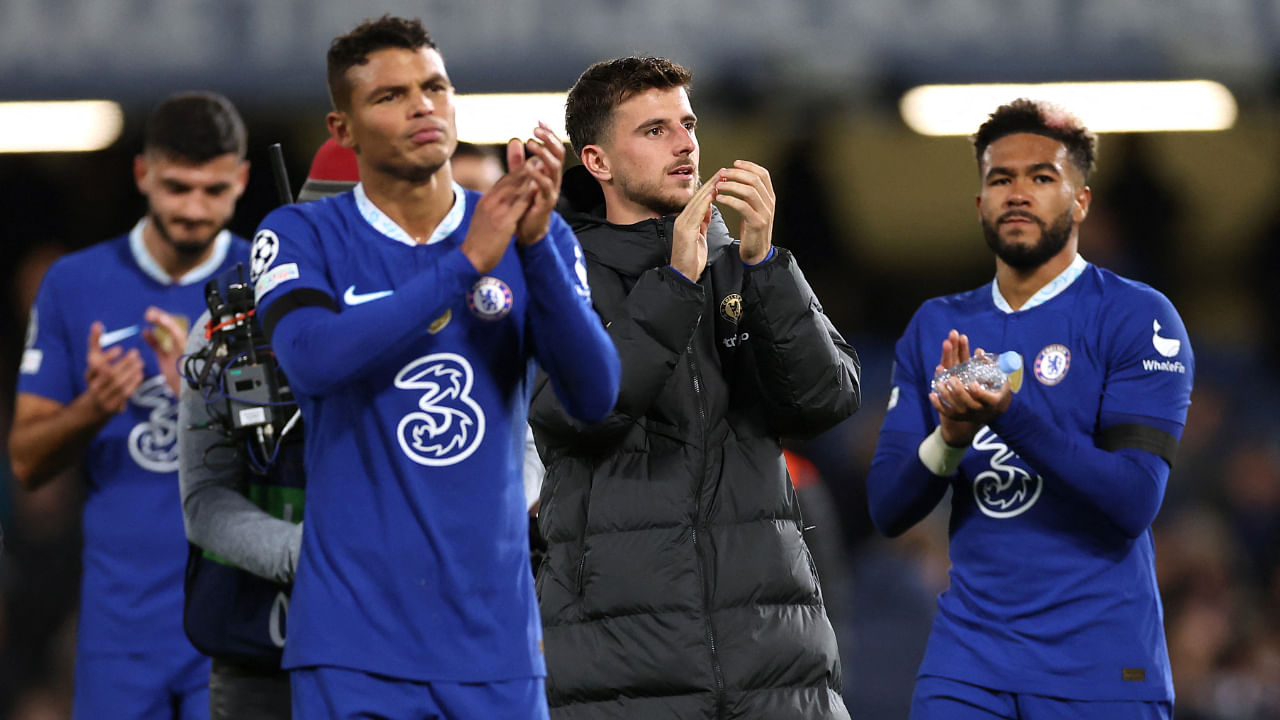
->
xmin=687 ymin=342 xmax=726 ymax=717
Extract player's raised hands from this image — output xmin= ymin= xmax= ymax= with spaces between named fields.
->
xmin=713 ymin=160 xmax=775 ymax=264
xmin=461 ymin=153 xmax=537 ymax=274
xmin=509 ymin=122 xmax=565 ymax=246
xmin=928 ymin=329 xmax=1012 ymax=446
xmin=141 ymin=306 xmax=187 ymax=396
xmin=85 ymin=321 xmax=146 ymax=417
xmin=670 ymin=170 xmax=721 ymax=282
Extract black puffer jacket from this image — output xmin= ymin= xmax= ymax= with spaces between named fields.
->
xmin=530 ymin=167 xmax=861 ymax=719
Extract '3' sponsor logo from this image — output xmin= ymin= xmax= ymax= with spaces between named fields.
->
xmin=970 ymin=426 xmax=1042 ymax=518
xmin=128 ymin=375 xmax=179 ymax=473
xmin=394 ymin=353 xmax=485 ymax=466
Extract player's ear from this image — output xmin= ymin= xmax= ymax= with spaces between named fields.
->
xmin=1074 ymin=185 xmax=1091 ymax=223
xmin=973 ymin=165 xmax=986 ymax=214
xmin=581 ymin=145 xmax=611 ymax=183
xmin=133 ymin=154 xmax=150 ymax=193
xmin=327 ymin=111 xmax=356 ymax=152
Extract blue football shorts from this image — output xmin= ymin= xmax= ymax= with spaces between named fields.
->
xmin=911 ymin=674 xmax=1172 ymax=720
xmin=291 ymin=665 xmax=549 ymax=720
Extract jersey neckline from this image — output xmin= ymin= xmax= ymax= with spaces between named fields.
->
xmin=129 ymin=218 xmax=232 ymax=287
xmin=991 ymin=253 xmax=1088 ymax=314
xmin=353 ymin=182 xmax=466 ymax=247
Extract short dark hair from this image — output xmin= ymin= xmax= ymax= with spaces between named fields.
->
xmin=565 ymin=56 xmax=692 ymax=154
xmin=327 ymin=15 xmax=437 ymax=112
xmin=143 ymin=91 xmax=246 ymax=163
xmin=972 ymin=98 xmax=1098 ymax=180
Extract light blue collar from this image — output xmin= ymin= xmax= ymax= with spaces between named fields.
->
xmin=129 ymin=218 xmax=231 ymax=286
xmin=991 ymin=253 xmax=1088 ymax=313
xmin=353 ymin=182 xmax=466 ymax=247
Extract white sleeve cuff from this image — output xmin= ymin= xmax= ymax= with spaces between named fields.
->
xmin=918 ymin=426 xmax=968 ymax=477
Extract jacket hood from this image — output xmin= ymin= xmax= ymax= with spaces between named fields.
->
xmin=557 ymin=165 xmax=734 ymax=276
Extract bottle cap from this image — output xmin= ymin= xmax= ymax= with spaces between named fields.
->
xmin=997 ymin=351 xmax=1022 ymax=374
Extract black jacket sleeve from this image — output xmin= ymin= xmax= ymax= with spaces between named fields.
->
xmin=530 ymin=265 xmax=703 ymax=452
xmin=739 ymin=247 xmax=861 ymax=437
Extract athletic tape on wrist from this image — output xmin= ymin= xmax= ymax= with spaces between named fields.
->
xmin=918 ymin=426 xmax=968 ymax=477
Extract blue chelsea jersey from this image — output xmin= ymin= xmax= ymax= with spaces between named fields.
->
xmin=879 ymin=257 xmax=1193 ymax=701
xmin=18 ymin=223 xmax=251 ymax=654
xmin=251 ymin=186 xmax=600 ymax=682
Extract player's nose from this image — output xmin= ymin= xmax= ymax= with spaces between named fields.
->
xmin=410 ymin=89 xmax=435 ymax=116
xmin=1005 ymin=180 xmax=1032 ymax=206
xmin=176 ymin=191 xmax=216 ymax=220
xmin=674 ymin=127 xmax=696 ymax=156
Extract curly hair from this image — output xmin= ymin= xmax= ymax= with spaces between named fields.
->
xmin=564 ymin=56 xmax=692 ymax=154
xmin=327 ymin=15 xmax=437 ymax=112
xmin=972 ymin=98 xmax=1098 ymax=180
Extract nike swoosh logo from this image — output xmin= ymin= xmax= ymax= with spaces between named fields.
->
xmin=344 ymin=285 xmax=394 ymax=306
xmin=99 ymin=325 xmax=140 ymax=347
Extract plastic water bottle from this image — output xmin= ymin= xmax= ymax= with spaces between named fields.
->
xmin=931 ymin=351 xmax=1022 ymax=395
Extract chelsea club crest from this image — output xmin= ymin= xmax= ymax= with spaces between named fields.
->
xmin=467 ymin=276 xmax=513 ymax=321
xmin=1033 ymin=344 xmax=1071 ymax=386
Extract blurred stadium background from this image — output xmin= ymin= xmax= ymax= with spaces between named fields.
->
xmin=2 ymin=1 xmax=1278 ymax=718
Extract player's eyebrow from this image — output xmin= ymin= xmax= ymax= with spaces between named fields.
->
xmin=633 ymin=116 xmax=666 ymax=132
xmin=364 ymin=72 xmax=450 ymax=104
xmin=984 ymin=162 xmax=1060 ymax=181
xmin=1026 ymin=162 xmax=1061 ymax=176
xmin=364 ymin=82 xmax=407 ymax=103
xmin=633 ymin=113 xmax=696 ymax=133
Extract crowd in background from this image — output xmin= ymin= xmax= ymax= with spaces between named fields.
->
xmin=1 ymin=120 xmax=1278 ymax=719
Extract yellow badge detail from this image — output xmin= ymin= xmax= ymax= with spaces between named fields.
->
xmin=1007 ymin=356 xmax=1024 ymax=393
xmin=151 ymin=313 xmax=189 ymax=355
xmin=719 ymin=294 xmax=743 ymax=323
xmin=428 ymin=309 xmax=452 ymax=335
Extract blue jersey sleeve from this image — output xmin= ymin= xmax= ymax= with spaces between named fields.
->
xmin=252 ymin=205 xmax=339 ymax=333
xmin=876 ymin=312 xmax=935 ymax=438
xmin=1097 ymin=286 xmax=1194 ymax=453
xmin=264 ymin=261 xmax=479 ymax=398
xmin=250 ymin=204 xmax=480 ymax=397
xmin=988 ymin=286 xmax=1192 ymax=538
xmin=18 ymin=262 xmax=78 ymax=404
xmin=520 ymin=213 xmax=619 ymax=423
xmin=866 ymin=310 xmax=953 ymax=537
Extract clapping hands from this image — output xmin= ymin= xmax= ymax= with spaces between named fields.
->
xmin=461 ymin=123 xmax=565 ymax=274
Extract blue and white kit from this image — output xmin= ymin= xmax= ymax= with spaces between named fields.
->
xmin=19 ymin=221 xmax=250 ymax=709
xmin=251 ymin=184 xmax=618 ymax=683
xmin=868 ymin=255 xmax=1194 ymax=702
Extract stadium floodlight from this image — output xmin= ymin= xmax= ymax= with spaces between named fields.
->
xmin=0 ymin=100 xmax=125 ymax=153
xmin=900 ymin=80 xmax=1237 ymax=135
xmin=454 ymin=92 xmax=568 ymax=145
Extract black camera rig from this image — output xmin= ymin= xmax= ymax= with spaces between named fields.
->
xmin=183 ymin=262 xmax=299 ymax=468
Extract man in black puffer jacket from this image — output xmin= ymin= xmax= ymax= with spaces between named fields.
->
xmin=530 ymin=56 xmax=861 ymax=719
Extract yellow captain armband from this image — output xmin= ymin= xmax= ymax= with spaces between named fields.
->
xmin=918 ymin=427 xmax=968 ymax=477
